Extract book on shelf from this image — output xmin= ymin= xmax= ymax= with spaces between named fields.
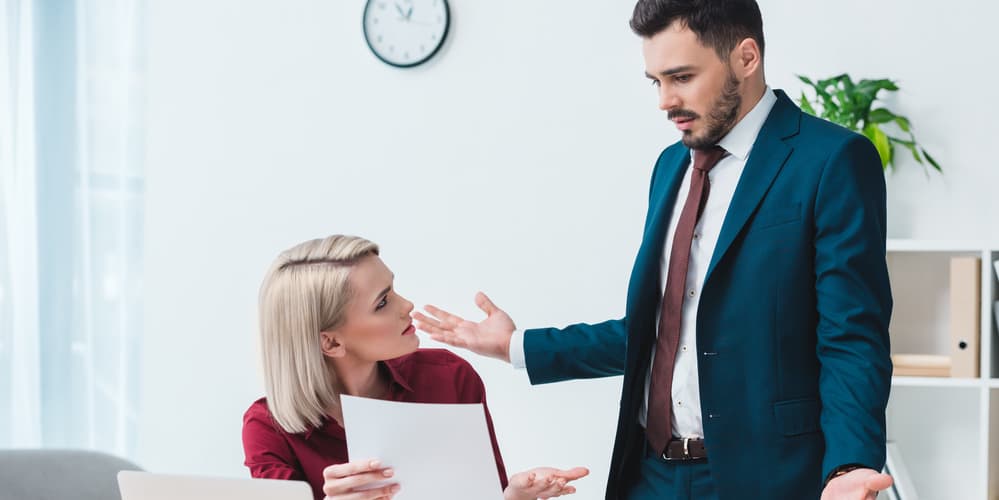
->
xmin=949 ymin=256 xmax=980 ymax=378
xmin=891 ymin=354 xmax=950 ymax=377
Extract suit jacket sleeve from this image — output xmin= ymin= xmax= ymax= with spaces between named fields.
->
xmin=522 ymin=319 xmax=627 ymax=385
xmin=813 ymin=134 xmax=893 ymax=479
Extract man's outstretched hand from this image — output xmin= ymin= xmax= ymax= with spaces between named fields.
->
xmin=821 ymin=468 xmax=893 ymax=500
xmin=414 ymin=292 xmax=516 ymax=363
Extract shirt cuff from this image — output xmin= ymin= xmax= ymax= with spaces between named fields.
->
xmin=509 ymin=329 xmax=527 ymax=369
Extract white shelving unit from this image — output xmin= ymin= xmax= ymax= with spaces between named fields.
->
xmin=885 ymin=240 xmax=999 ymax=500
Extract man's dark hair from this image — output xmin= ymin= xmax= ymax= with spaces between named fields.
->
xmin=630 ymin=0 xmax=765 ymax=60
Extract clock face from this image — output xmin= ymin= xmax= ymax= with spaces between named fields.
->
xmin=362 ymin=0 xmax=450 ymax=68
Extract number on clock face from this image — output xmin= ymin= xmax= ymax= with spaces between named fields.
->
xmin=363 ymin=0 xmax=450 ymax=68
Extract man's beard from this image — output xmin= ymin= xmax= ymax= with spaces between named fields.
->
xmin=681 ymin=69 xmax=742 ymax=150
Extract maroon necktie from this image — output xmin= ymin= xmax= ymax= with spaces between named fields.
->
xmin=646 ymin=145 xmax=726 ymax=455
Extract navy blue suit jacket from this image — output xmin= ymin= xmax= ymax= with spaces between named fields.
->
xmin=523 ymin=90 xmax=892 ymax=500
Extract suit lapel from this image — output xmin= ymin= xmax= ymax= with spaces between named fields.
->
xmin=646 ymin=151 xmax=690 ymax=267
xmin=704 ymin=90 xmax=801 ymax=285
xmin=626 ymin=148 xmax=689 ymax=369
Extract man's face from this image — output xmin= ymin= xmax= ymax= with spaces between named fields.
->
xmin=643 ymin=22 xmax=743 ymax=149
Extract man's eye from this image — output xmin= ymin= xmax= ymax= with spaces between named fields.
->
xmin=675 ymin=74 xmax=691 ymax=83
xmin=650 ymin=79 xmax=661 ymax=88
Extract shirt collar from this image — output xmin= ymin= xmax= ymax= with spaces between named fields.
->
xmin=714 ymin=86 xmax=777 ymax=161
xmin=382 ymin=357 xmax=415 ymax=394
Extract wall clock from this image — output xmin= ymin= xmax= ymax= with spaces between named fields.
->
xmin=362 ymin=0 xmax=450 ymax=68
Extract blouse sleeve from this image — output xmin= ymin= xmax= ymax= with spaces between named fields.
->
xmin=242 ymin=405 xmax=305 ymax=481
xmin=454 ymin=359 xmax=510 ymax=490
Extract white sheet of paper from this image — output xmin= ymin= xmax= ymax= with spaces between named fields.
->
xmin=340 ymin=395 xmax=504 ymax=500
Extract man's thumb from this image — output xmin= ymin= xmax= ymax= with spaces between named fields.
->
xmin=865 ymin=473 xmax=893 ymax=492
xmin=476 ymin=291 xmax=497 ymax=314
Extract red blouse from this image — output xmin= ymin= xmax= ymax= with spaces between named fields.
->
xmin=242 ymin=349 xmax=509 ymax=500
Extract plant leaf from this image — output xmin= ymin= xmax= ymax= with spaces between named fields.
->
xmin=868 ymin=108 xmax=898 ymax=124
xmin=864 ymin=123 xmax=892 ymax=170
xmin=799 ymin=93 xmax=816 ymax=115
xmin=922 ymin=149 xmax=943 ymax=172
xmin=890 ymin=136 xmax=923 ymax=163
xmin=894 ymin=116 xmax=911 ymax=133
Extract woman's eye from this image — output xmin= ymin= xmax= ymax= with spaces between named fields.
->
xmin=376 ymin=297 xmax=388 ymax=310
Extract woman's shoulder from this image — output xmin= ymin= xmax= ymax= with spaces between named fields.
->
xmin=243 ymin=397 xmax=278 ymax=426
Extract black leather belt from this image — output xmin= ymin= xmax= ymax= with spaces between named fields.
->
xmin=647 ymin=438 xmax=708 ymax=461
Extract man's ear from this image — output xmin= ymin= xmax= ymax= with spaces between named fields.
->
xmin=731 ymin=37 xmax=762 ymax=78
xmin=320 ymin=330 xmax=345 ymax=358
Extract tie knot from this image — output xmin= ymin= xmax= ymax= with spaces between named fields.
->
xmin=692 ymin=146 xmax=726 ymax=172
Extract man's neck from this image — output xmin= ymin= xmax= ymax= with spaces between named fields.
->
xmin=733 ymin=81 xmax=768 ymax=127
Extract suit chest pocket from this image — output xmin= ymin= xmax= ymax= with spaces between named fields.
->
xmin=748 ymin=202 xmax=802 ymax=233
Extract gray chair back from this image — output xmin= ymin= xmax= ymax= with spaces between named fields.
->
xmin=0 ymin=449 xmax=142 ymax=500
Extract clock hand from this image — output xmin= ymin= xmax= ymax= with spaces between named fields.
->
xmin=395 ymin=3 xmax=407 ymax=19
xmin=406 ymin=5 xmax=413 ymax=19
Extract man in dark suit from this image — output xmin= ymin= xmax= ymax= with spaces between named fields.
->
xmin=416 ymin=1 xmax=894 ymax=498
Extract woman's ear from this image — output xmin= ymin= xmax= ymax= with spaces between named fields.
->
xmin=320 ymin=330 xmax=345 ymax=358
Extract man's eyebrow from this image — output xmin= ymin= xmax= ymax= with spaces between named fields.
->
xmin=645 ymin=65 xmax=696 ymax=79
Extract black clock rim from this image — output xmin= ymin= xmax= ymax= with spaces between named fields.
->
xmin=362 ymin=0 xmax=451 ymax=69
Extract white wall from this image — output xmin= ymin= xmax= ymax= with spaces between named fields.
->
xmin=139 ymin=1 xmax=999 ymax=498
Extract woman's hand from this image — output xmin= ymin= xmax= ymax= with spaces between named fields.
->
xmin=504 ymin=466 xmax=590 ymax=500
xmin=322 ymin=459 xmax=399 ymax=500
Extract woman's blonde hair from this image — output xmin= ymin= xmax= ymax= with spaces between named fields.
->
xmin=258 ymin=235 xmax=379 ymax=433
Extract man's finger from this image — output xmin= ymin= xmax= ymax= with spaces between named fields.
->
xmin=417 ymin=323 xmax=445 ymax=336
xmin=475 ymin=292 xmax=498 ymax=315
xmin=412 ymin=311 xmax=444 ymax=330
xmin=423 ymin=305 xmax=465 ymax=325
xmin=865 ymin=473 xmax=893 ymax=492
xmin=430 ymin=332 xmax=469 ymax=348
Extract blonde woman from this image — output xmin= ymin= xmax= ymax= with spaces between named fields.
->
xmin=242 ymin=235 xmax=588 ymax=500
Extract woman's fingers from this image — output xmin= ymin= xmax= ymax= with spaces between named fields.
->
xmin=327 ymin=469 xmax=394 ymax=493
xmin=556 ymin=467 xmax=590 ymax=480
xmin=322 ymin=459 xmax=397 ymax=498
xmin=324 ymin=460 xmax=382 ymax=480
xmin=327 ymin=483 xmax=400 ymax=500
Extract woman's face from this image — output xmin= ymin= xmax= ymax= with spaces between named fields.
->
xmin=328 ymin=254 xmax=419 ymax=363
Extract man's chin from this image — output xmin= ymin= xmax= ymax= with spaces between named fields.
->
xmin=681 ymin=132 xmax=706 ymax=149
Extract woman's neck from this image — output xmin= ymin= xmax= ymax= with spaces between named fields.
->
xmin=330 ymin=357 xmax=389 ymax=399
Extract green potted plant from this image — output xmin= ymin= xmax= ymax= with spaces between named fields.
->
xmin=797 ymin=74 xmax=941 ymax=173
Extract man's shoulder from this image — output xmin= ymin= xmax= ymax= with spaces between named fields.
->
xmin=795 ymin=110 xmax=867 ymax=148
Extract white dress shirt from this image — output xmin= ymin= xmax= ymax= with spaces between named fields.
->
xmin=511 ymin=88 xmax=777 ymax=439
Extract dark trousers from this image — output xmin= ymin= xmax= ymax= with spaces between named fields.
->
xmin=625 ymin=456 xmax=718 ymax=500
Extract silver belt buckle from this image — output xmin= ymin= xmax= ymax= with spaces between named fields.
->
xmin=661 ymin=437 xmax=691 ymax=461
